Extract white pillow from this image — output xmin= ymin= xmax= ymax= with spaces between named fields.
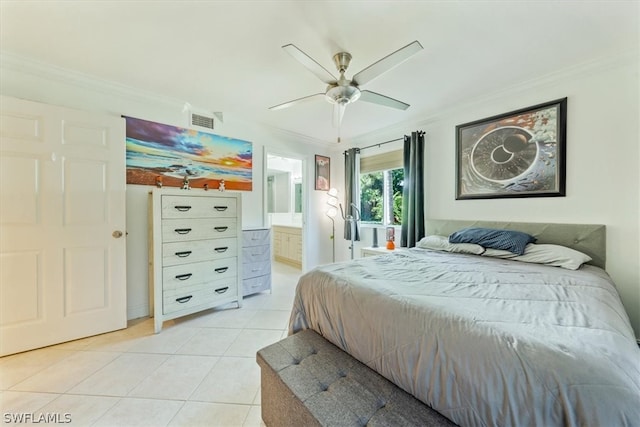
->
xmin=481 ymin=248 xmax=518 ymax=258
xmin=417 ymin=235 xmax=485 ymax=255
xmin=483 ymin=243 xmax=592 ymax=270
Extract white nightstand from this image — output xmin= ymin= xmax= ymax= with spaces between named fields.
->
xmin=361 ymin=246 xmax=407 ymax=257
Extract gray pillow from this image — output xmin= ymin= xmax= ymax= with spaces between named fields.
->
xmin=449 ymin=227 xmax=536 ymax=256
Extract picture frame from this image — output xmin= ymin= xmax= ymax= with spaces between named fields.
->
xmin=455 ymin=98 xmax=567 ymax=200
xmin=315 ymin=154 xmax=330 ymax=190
xmin=124 ymin=116 xmax=253 ymax=190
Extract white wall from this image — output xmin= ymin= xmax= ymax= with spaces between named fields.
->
xmin=332 ymin=54 xmax=640 ymax=337
xmin=0 ymin=55 xmax=335 ymax=320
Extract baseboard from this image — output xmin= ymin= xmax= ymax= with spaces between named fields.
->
xmin=127 ymin=303 xmax=149 ymax=321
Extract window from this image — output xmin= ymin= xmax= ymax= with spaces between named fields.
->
xmin=359 ymin=149 xmax=404 ymax=226
xmin=360 ymin=168 xmax=404 ymax=225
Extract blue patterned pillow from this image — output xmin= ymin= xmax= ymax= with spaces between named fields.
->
xmin=448 ymin=227 xmax=537 ymax=256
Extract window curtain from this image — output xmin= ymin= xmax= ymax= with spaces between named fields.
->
xmin=343 ymin=148 xmax=360 ymax=241
xmin=401 ymin=131 xmax=425 ymax=247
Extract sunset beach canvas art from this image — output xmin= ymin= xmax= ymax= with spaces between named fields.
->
xmin=125 ymin=116 xmax=253 ymax=190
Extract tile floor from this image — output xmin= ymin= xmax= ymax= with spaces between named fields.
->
xmin=0 ymin=262 xmax=302 ymax=427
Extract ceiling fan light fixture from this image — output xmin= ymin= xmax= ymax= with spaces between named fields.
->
xmin=326 ymin=85 xmax=361 ymax=105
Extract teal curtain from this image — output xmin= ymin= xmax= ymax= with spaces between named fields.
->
xmin=401 ymin=131 xmax=425 ymax=247
xmin=343 ymin=148 xmax=360 ymax=241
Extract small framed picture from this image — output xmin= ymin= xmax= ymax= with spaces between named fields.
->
xmin=315 ymin=155 xmax=330 ymax=191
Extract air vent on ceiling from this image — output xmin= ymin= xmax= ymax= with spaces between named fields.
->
xmin=191 ymin=113 xmax=214 ymax=130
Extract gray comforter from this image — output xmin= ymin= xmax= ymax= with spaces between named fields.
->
xmin=289 ymin=249 xmax=640 ymax=427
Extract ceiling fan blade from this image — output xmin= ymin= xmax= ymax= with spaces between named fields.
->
xmin=332 ymin=103 xmax=346 ymax=128
xmin=352 ymin=41 xmax=423 ymax=86
xmin=269 ymin=93 xmax=324 ymax=110
xmin=359 ymin=90 xmax=410 ymax=110
xmin=282 ymin=44 xmax=337 ymax=84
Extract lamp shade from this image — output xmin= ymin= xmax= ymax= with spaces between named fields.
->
xmin=326 ymin=207 xmax=338 ymax=218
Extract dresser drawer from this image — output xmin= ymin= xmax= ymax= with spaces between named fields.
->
xmin=242 ymin=244 xmax=270 ymax=263
xmin=243 ymin=260 xmax=271 ymax=280
xmin=162 ymin=195 xmax=237 ymax=219
xmin=162 ymin=238 xmax=238 ymax=266
xmin=163 ymin=279 xmax=238 ymax=315
xmin=162 ymin=258 xmax=237 ymax=289
xmin=243 ymin=275 xmax=271 ymax=295
xmin=242 ymin=229 xmax=270 ymax=247
xmin=162 ymin=218 xmax=237 ymax=242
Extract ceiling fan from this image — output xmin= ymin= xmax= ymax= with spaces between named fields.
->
xmin=269 ymin=40 xmax=424 ymax=128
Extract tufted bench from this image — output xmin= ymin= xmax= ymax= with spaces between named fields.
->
xmin=256 ymin=329 xmax=457 ymax=426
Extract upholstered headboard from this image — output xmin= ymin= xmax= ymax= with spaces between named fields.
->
xmin=426 ymin=219 xmax=606 ymax=269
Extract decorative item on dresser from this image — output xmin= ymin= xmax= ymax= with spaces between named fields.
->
xmin=242 ymin=228 xmax=272 ymax=296
xmin=148 ymin=188 xmax=243 ymax=333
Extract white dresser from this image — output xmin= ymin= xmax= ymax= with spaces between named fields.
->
xmin=242 ymin=228 xmax=272 ymax=296
xmin=148 ymin=188 xmax=242 ymax=333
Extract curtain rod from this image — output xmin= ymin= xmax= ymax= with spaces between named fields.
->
xmin=343 ymin=137 xmax=402 ymax=155
xmin=343 ymin=131 xmax=425 ymax=155
xmin=359 ymin=137 xmax=404 ymax=151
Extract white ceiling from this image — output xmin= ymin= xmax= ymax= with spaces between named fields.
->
xmin=1 ymin=1 xmax=637 ymax=144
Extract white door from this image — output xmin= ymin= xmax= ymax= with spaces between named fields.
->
xmin=0 ymin=96 xmax=127 ymax=356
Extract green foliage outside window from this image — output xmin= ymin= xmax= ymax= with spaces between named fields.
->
xmin=391 ymin=168 xmax=404 ymax=225
xmin=360 ymin=171 xmax=383 ymax=223
xmin=360 ymin=168 xmax=403 ymax=225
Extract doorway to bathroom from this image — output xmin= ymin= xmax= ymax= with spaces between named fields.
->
xmin=265 ymin=153 xmax=305 ymax=271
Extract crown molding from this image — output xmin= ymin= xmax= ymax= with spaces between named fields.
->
xmin=1 ymin=51 xmax=341 ymax=149
xmin=1 ymin=51 xmax=338 ymax=149
xmin=0 ymin=51 xmax=190 ymax=109
xmin=347 ymin=49 xmax=638 ymax=148
xmin=261 ymin=123 xmax=335 ymax=148
xmin=3 ymin=48 xmax=636 ymax=151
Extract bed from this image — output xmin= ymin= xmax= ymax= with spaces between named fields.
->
xmin=288 ymin=220 xmax=640 ymax=427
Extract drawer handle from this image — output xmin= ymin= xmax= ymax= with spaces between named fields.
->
xmin=214 ymin=226 xmax=228 ymax=232
xmin=174 ymin=228 xmax=192 ymax=235
xmin=251 ymin=268 xmax=259 ymax=272
xmin=213 ymin=206 xmax=228 ymax=211
xmin=214 ymin=267 xmax=229 ymax=273
xmin=175 ymin=251 xmax=192 ymax=257
xmin=214 ymin=286 xmax=229 ymax=294
xmin=214 ymin=247 xmax=228 ymax=253
xmin=175 ymin=273 xmax=192 ymax=281
xmin=174 ymin=205 xmax=192 ymax=212
xmin=176 ymin=295 xmax=193 ymax=303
